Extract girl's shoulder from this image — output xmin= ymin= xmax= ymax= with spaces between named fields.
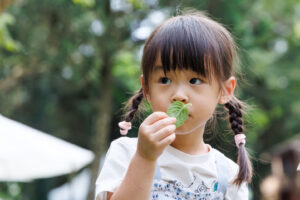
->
xmin=111 ymin=136 xmax=138 ymax=146
xmin=102 ymin=137 xmax=138 ymax=167
xmin=109 ymin=136 xmax=138 ymax=152
xmin=211 ymin=147 xmax=239 ymax=179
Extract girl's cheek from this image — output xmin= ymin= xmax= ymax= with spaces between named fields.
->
xmin=152 ymin=97 xmax=168 ymax=111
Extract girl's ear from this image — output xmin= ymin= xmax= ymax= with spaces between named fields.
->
xmin=218 ymin=76 xmax=236 ymax=104
xmin=140 ymin=74 xmax=151 ymax=102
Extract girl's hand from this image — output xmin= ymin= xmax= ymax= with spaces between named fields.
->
xmin=137 ymin=112 xmax=176 ymax=161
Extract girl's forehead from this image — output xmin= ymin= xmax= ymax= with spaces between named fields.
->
xmin=152 ymin=65 xmax=202 ymax=77
xmin=152 ymin=52 xmax=206 ymax=77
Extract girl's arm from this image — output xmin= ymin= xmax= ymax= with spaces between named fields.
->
xmin=108 ymin=152 xmax=156 ymax=200
xmin=108 ymin=112 xmax=176 ymax=200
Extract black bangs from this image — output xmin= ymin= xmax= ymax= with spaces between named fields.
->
xmin=159 ymin=17 xmax=206 ymax=75
xmin=151 ymin=16 xmax=217 ymax=80
xmin=142 ymin=14 xmax=234 ymax=87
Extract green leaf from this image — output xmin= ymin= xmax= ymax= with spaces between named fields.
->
xmin=72 ymin=0 xmax=95 ymax=8
xmin=167 ymin=101 xmax=192 ymax=128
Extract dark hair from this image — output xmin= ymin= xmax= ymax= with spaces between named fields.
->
xmin=224 ymin=97 xmax=253 ymax=185
xmin=122 ymin=10 xmax=252 ymax=186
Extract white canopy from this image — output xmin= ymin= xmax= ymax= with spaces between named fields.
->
xmin=0 ymin=114 xmax=95 ymax=182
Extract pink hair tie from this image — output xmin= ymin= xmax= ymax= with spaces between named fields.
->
xmin=118 ymin=121 xmax=132 ymax=135
xmin=234 ymin=134 xmax=246 ymax=147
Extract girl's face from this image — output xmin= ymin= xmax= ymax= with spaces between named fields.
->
xmin=142 ymin=56 xmax=232 ymax=134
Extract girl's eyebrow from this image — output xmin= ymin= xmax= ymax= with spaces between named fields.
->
xmin=152 ymin=66 xmax=207 ymax=81
xmin=153 ymin=66 xmax=163 ymax=72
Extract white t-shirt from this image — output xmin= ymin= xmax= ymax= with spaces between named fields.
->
xmin=95 ymin=137 xmax=248 ymax=200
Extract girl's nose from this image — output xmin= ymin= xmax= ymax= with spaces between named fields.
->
xmin=171 ymin=87 xmax=189 ymax=103
xmin=172 ymin=96 xmax=187 ymax=103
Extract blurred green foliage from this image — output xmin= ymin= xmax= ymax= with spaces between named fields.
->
xmin=0 ymin=0 xmax=299 ymax=199
xmin=0 ymin=183 xmax=21 ymax=200
xmin=73 ymin=0 xmax=96 ymax=8
xmin=0 ymin=13 xmax=20 ymax=51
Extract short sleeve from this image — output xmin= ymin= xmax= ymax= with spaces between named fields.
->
xmin=224 ymin=160 xmax=249 ymax=200
xmin=213 ymin=149 xmax=249 ymax=200
xmin=225 ymin=181 xmax=249 ymax=200
xmin=95 ymin=137 xmax=136 ymax=200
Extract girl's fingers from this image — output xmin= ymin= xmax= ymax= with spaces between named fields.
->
xmin=158 ymin=132 xmax=176 ymax=147
xmin=150 ymin=117 xmax=176 ymax=132
xmin=151 ymin=124 xmax=176 ymax=142
xmin=143 ymin=112 xmax=168 ymax=126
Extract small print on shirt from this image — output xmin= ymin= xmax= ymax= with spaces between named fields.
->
xmin=151 ymin=177 xmax=224 ymax=200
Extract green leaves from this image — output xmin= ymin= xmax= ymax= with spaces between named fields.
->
xmin=167 ymin=101 xmax=192 ymax=128
xmin=72 ymin=0 xmax=95 ymax=7
xmin=0 ymin=13 xmax=21 ymax=51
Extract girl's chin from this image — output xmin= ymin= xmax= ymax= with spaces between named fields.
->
xmin=174 ymin=120 xmax=206 ymax=135
xmin=174 ymin=125 xmax=190 ymax=135
xmin=174 ymin=131 xmax=189 ymax=135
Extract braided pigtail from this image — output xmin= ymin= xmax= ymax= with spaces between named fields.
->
xmin=118 ymin=88 xmax=144 ymax=135
xmin=224 ymin=98 xmax=253 ymax=186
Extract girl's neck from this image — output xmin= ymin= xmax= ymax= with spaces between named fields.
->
xmin=170 ymin=126 xmax=209 ymax=155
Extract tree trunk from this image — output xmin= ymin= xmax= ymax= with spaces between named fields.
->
xmin=87 ymin=2 xmax=113 ymax=198
xmin=87 ymin=49 xmax=113 ymax=200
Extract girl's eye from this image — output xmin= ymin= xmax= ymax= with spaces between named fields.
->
xmin=190 ymin=78 xmax=202 ymax=85
xmin=159 ymin=77 xmax=171 ymax=84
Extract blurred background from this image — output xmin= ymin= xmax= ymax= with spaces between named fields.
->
xmin=0 ymin=0 xmax=300 ymax=199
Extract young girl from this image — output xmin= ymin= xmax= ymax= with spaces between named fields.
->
xmin=95 ymin=11 xmax=252 ymax=200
